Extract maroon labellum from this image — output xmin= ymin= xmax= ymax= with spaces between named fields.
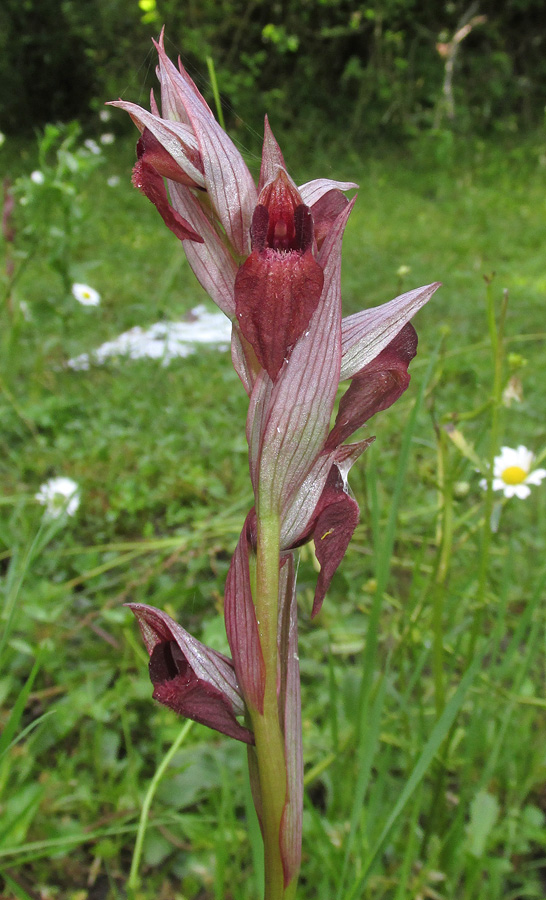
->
xmin=235 ymin=171 xmax=324 ymax=381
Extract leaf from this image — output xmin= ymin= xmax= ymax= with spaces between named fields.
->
xmin=224 ymin=511 xmax=265 ymax=714
xmin=0 ymin=872 xmax=35 ymax=900
xmin=466 ymin=790 xmax=500 ymax=858
xmin=0 ymin=654 xmax=41 ymax=761
xmin=277 ymin=555 xmax=303 ymax=886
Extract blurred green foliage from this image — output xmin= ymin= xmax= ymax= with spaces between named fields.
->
xmin=1 ymin=0 xmax=546 ymax=138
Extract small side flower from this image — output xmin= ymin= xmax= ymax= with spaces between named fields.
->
xmin=480 ymin=445 xmax=546 ymax=499
xmin=72 ymin=283 xmax=101 ymax=307
xmin=35 ymin=477 xmax=80 ymax=519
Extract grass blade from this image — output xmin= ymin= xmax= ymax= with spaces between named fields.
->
xmin=346 ymin=645 xmax=486 ymax=899
xmin=0 ymin=653 xmax=42 ymax=762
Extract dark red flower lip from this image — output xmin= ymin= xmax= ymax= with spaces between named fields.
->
xmin=235 ymin=170 xmax=324 ymax=381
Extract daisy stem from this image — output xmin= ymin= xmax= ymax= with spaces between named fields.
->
xmin=250 ymin=511 xmax=289 ymax=900
xmin=468 ymin=284 xmax=508 ymax=660
xmin=432 ymin=424 xmax=453 ymax=717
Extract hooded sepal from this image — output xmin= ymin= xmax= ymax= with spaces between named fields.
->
xmin=299 ymin=179 xmax=358 ymax=250
xmin=280 ymin=438 xmax=374 ymax=552
xmin=224 ymin=510 xmax=266 ymax=714
xmin=127 ymin=603 xmax=254 ymax=744
xmin=136 ymin=126 xmax=205 ymax=188
xmin=107 ymin=101 xmax=206 ymax=188
xmin=326 ymin=321 xmax=418 ymax=449
xmin=280 ymin=440 xmax=372 ymax=618
xmin=235 ymin=171 xmax=324 ymax=381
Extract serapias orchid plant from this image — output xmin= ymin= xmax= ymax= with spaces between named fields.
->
xmin=111 ymin=31 xmax=439 ymax=900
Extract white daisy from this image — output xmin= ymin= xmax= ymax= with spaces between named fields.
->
xmin=35 ymin=477 xmax=80 ymax=519
xmin=30 ymin=170 xmax=45 ymax=184
xmin=481 ymin=445 xmax=546 ymax=499
xmin=107 ymin=175 xmax=120 ymax=188
xmin=100 ymin=133 xmax=115 ymax=145
xmin=72 ymin=283 xmax=101 ymax=306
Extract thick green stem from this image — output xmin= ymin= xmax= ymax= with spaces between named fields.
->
xmin=250 ymin=512 xmax=289 ymax=900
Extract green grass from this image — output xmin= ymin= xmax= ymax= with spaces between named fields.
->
xmin=1 ymin=124 xmax=546 ymax=899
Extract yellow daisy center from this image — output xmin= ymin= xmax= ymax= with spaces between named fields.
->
xmin=501 ymin=465 xmax=527 ymax=485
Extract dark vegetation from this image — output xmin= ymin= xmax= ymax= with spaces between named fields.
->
xmin=1 ymin=0 xmax=546 ymax=139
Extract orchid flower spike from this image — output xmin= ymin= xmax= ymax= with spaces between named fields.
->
xmin=112 ymin=34 xmax=439 ymax=898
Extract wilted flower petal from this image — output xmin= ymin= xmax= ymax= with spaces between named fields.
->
xmin=132 ymin=156 xmax=203 ymax=243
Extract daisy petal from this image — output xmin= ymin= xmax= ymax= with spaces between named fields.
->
xmin=526 ymin=468 xmax=546 ymax=486
xmin=512 ymin=484 xmax=531 ymax=499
